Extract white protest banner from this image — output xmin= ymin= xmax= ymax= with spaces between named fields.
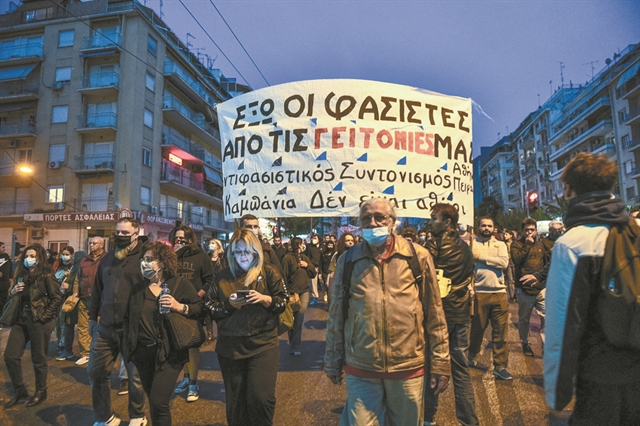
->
xmin=217 ymin=79 xmax=473 ymax=222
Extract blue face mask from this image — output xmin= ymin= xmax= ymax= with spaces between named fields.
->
xmin=362 ymin=227 xmax=390 ymax=247
xmin=24 ymin=258 xmax=37 ymax=268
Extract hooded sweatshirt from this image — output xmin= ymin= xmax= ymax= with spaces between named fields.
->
xmin=175 ymin=245 xmax=214 ymax=294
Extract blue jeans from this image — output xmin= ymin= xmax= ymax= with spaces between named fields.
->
xmin=288 ymin=291 xmax=310 ymax=352
xmin=424 ymin=322 xmax=479 ymax=425
xmin=87 ymin=323 xmax=146 ymax=422
xmin=342 ymin=374 xmax=424 ymax=426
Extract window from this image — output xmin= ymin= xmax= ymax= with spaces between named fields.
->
xmin=626 ymin=186 xmax=636 ymax=199
xmin=55 ymin=67 xmax=72 ymax=83
xmin=142 ymin=147 xmax=152 ymax=167
xmin=177 ymin=201 xmax=184 ymax=218
xmin=147 ymin=35 xmax=157 ymax=55
xmin=58 ymin=30 xmax=74 ymax=47
xmin=141 ymin=186 xmax=151 ymax=205
xmin=143 ymin=109 xmax=153 ymax=128
xmin=25 ymin=7 xmax=54 ymax=23
xmin=49 ymin=144 xmax=66 ymax=163
xmin=145 ymin=72 xmax=155 ymax=92
xmin=52 ymin=105 xmax=68 ymax=123
xmin=18 ymin=149 xmax=33 ymax=163
xmin=47 ymin=185 xmax=64 ymax=203
xmin=619 ymin=109 xmax=627 ymax=124
xmin=622 ymin=134 xmax=631 ymax=147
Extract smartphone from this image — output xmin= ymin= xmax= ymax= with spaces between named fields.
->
xmin=236 ymin=289 xmax=250 ymax=299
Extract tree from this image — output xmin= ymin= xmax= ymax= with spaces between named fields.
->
xmin=475 ymin=196 xmax=503 ymax=223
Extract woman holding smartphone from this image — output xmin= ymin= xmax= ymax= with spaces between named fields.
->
xmin=4 ymin=245 xmax=62 ymax=408
xmin=206 ymin=229 xmax=288 ymax=426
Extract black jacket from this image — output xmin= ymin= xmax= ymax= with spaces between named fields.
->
xmin=304 ymin=244 xmax=322 ymax=267
xmin=0 ymin=253 xmax=12 ymax=284
xmin=176 ymin=245 xmax=214 ymax=294
xmin=510 ymin=237 xmax=550 ymax=295
xmin=123 ymin=276 xmax=204 ymax=366
xmin=207 ymin=264 xmax=287 ymax=337
xmin=262 ymin=241 xmax=283 ymax=274
xmin=425 ymin=229 xmax=474 ymax=324
xmin=271 ymin=244 xmax=287 ymax=263
xmin=90 ymin=236 xmax=149 ymax=328
xmin=320 ymin=249 xmax=335 ymax=275
xmin=282 ymin=253 xmax=316 ymax=294
xmin=9 ymin=273 xmax=62 ymax=323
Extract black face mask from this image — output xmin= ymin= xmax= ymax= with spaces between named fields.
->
xmin=114 ymin=234 xmax=135 ymax=249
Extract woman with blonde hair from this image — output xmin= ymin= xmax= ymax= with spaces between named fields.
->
xmin=206 ymin=229 xmax=288 ymax=426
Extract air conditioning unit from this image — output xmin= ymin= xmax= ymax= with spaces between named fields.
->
xmin=53 ymin=202 xmax=65 ymax=211
xmin=49 ymin=161 xmax=61 ymax=169
xmin=53 ymin=81 xmax=63 ymax=90
xmin=31 ymin=229 xmax=44 ymax=239
xmin=9 ymin=140 xmax=18 ymax=148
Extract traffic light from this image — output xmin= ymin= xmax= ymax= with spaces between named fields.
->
xmin=528 ymin=191 xmax=539 ymax=212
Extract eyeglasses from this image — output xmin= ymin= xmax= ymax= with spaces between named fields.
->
xmin=360 ymin=214 xmax=391 ymax=224
xmin=141 ymin=257 xmax=157 ymax=263
xmin=233 ymin=249 xmax=254 ymax=257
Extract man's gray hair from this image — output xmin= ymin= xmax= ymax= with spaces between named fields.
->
xmin=359 ymin=198 xmax=397 ymax=221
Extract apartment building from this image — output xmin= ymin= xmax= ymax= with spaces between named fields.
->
xmin=477 ymin=136 xmax=520 ymax=214
xmin=0 ymin=0 xmax=243 ymax=256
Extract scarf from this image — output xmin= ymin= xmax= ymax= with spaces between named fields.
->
xmin=563 ymin=190 xmax=629 ymax=230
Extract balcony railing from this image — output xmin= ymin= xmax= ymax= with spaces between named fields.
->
xmin=82 ymin=32 xmax=122 ymax=50
xmin=162 ymin=129 xmax=205 ymax=160
xmin=0 ymin=81 xmax=38 ymax=99
xmin=618 ymin=76 xmax=640 ymax=99
xmin=77 ymin=196 xmax=114 ymax=212
xmin=77 ymin=112 xmax=117 ymax=129
xmin=550 ymin=119 xmax=613 ymax=161
xmin=74 ymin=154 xmax=116 ymax=172
xmin=160 ymin=159 xmax=204 ymax=191
xmin=624 ymin=109 xmax=640 ymax=126
xmin=163 ymin=94 xmax=220 ymax=140
xmin=0 ymin=122 xmax=36 ymax=137
xmin=0 ymin=43 xmax=43 ymax=61
xmin=164 ymin=59 xmax=216 ymax=106
xmin=0 ymin=201 xmax=29 ymax=215
xmin=550 ymin=96 xmax=610 ymax=142
xmin=81 ymin=72 xmax=119 ymax=89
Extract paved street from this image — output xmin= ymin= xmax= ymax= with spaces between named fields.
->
xmin=0 ymin=301 xmax=572 ymax=425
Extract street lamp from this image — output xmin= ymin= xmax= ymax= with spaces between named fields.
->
xmin=18 ymin=164 xmax=33 ymax=174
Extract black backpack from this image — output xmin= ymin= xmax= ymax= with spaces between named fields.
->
xmin=341 ymin=242 xmax=423 ymax=322
xmin=599 ymin=219 xmax=640 ymax=350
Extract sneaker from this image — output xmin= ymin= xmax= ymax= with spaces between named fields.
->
xmin=129 ymin=418 xmax=147 ymax=426
xmin=174 ymin=377 xmax=190 ymax=394
xmin=117 ymin=380 xmax=128 ymax=396
xmin=323 ymin=294 xmax=328 ymax=302
xmin=66 ymin=352 xmax=75 ymax=360
xmin=522 ymin=342 xmax=535 ymax=357
xmin=309 ymin=298 xmax=318 ymax=305
xmin=186 ymin=384 xmax=199 ymax=402
xmin=75 ymin=356 xmax=90 ymax=366
xmin=93 ymin=414 xmax=121 ymax=426
xmin=493 ymin=368 xmax=513 ymax=380
xmin=56 ymin=350 xmax=71 ymax=361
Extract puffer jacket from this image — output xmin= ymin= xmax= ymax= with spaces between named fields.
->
xmin=77 ymin=251 xmax=104 ymax=301
xmin=425 ymin=229 xmax=474 ymax=324
xmin=9 ymin=273 xmax=62 ymax=323
xmin=207 ymin=264 xmax=288 ymax=337
xmin=324 ymin=234 xmax=450 ymax=376
xmin=510 ymin=237 xmax=550 ymax=295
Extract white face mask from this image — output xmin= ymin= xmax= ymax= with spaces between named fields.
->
xmin=61 ymin=255 xmax=72 ymax=263
xmin=362 ymin=227 xmax=391 ymax=247
xmin=209 ymin=244 xmax=217 ymax=253
xmin=140 ymin=260 xmax=161 ymax=279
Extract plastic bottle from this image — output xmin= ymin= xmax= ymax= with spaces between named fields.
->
xmin=159 ymin=283 xmax=170 ymax=314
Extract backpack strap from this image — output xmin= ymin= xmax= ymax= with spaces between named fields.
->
xmin=341 ymin=248 xmax=355 ymax=324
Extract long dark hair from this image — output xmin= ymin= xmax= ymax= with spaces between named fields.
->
xmin=337 ymin=232 xmax=355 ymax=256
xmin=174 ymin=225 xmax=199 ymax=249
xmin=14 ymin=244 xmax=52 ymax=281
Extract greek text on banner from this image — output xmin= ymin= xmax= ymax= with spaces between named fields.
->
xmin=217 ymin=79 xmax=473 ymax=222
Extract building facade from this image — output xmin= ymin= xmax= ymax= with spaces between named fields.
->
xmin=0 ymin=0 xmax=243 ymax=257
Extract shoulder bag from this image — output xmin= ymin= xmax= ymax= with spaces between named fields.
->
xmin=164 ymin=311 xmax=206 ymax=351
xmin=0 ymin=295 xmax=20 ymax=327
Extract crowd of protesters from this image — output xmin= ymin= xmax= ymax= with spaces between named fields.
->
xmin=1 ymin=152 xmax=639 ymax=425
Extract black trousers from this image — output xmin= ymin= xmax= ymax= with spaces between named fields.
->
xmin=4 ymin=308 xmax=56 ymax=391
xmin=132 ymin=344 xmax=184 ymax=426
xmin=218 ymin=345 xmax=280 ymax=426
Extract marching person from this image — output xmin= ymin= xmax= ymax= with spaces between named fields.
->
xmin=172 ymin=225 xmax=213 ymax=402
xmin=4 ymin=245 xmax=63 ymax=408
xmin=206 ymin=229 xmax=288 ymax=426
xmin=56 ymin=249 xmax=87 ymax=362
xmin=325 ymin=198 xmax=450 ymax=425
xmin=53 ymin=246 xmax=74 ymax=361
xmin=124 ymin=242 xmax=204 ymax=425
xmin=240 ymin=214 xmax=283 ymax=273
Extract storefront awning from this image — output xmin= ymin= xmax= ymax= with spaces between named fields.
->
xmin=617 ymin=62 xmax=640 ymax=88
xmin=0 ymin=64 xmax=37 ymax=81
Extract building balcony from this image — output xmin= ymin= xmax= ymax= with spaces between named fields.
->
xmin=0 ymin=43 xmax=44 ymax=65
xmin=0 ymin=201 xmax=29 ymax=216
xmin=629 ymin=166 xmax=640 ymax=179
xmin=522 ymin=154 xmax=536 ymax=164
xmin=590 ymin=143 xmax=616 ymax=157
xmin=507 ymin=177 xmax=518 ymax=188
xmin=0 ymin=81 xmax=39 ymax=103
xmin=624 ymin=109 xmax=640 ymax=126
xmin=617 ymin=72 xmax=640 ymax=100
xmin=73 ymin=154 xmax=116 ymax=175
xmin=189 ymin=212 xmax=233 ymax=232
xmin=0 ymin=122 xmax=36 ymax=139
xmin=163 ymin=94 xmax=221 ymax=149
xmin=162 ymin=129 xmax=206 ymax=162
xmin=522 ymin=167 xmax=537 ymax=180
xmin=77 ymin=196 xmax=114 ymax=213
xmin=549 ymin=119 xmax=613 ymax=161
xmin=627 ymin=138 xmax=640 ymax=152
xmin=164 ymin=59 xmax=216 ymax=108
xmin=549 ymin=97 xmax=610 ymax=144
xmin=160 ymin=159 xmax=223 ymax=206
xmin=79 ymin=72 xmax=119 ymax=95
xmin=81 ymin=32 xmax=122 ymax=53
xmin=76 ymin=113 xmax=117 ymax=134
